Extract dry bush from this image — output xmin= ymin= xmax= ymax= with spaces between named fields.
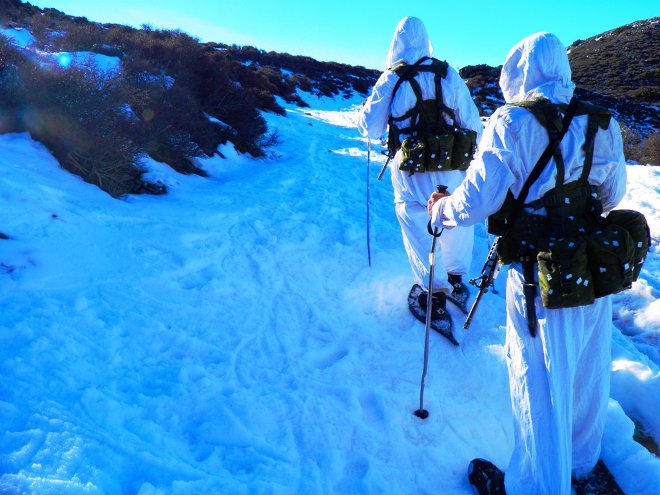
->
xmin=51 ymin=22 xmax=100 ymax=51
xmin=16 ymin=60 xmax=150 ymax=197
xmin=0 ymin=35 xmax=24 ymax=133
xmin=621 ymin=126 xmax=660 ymax=165
xmin=3 ymin=8 xmax=378 ymax=197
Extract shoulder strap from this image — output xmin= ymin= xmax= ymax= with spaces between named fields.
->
xmin=513 ymin=98 xmax=612 ymax=191
xmin=508 ymin=97 xmax=580 ymax=226
xmin=389 ymin=57 xmax=450 ymax=120
xmin=390 ymin=56 xmax=432 ymax=101
xmin=387 ymin=58 xmax=454 ymax=152
xmin=580 ymin=104 xmax=610 ymax=180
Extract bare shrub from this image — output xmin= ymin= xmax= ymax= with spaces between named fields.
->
xmin=3 ymin=8 xmax=382 ymax=197
xmin=17 ymin=60 xmax=148 ymax=197
xmin=52 ymin=22 xmax=100 ymax=51
xmin=0 ymin=35 xmax=24 ymax=133
xmin=624 ymin=128 xmax=660 ymax=165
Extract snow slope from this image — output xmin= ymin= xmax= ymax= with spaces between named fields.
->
xmin=0 ymin=92 xmax=658 ymax=494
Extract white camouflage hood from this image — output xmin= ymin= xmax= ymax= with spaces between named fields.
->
xmin=499 ymin=32 xmax=575 ymax=104
xmin=385 ymin=16 xmax=433 ymax=69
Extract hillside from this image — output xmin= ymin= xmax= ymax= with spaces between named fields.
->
xmin=0 ymin=1 xmax=378 ymax=197
xmin=460 ymin=18 xmax=659 ymax=164
xmin=568 ymin=18 xmax=659 ymax=105
xmin=0 ymin=2 xmax=657 ymax=200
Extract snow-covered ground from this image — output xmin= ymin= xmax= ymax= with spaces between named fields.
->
xmin=0 ymin=89 xmax=658 ymax=494
xmin=0 ymin=26 xmax=36 ymax=48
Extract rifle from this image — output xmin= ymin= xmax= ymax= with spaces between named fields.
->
xmin=463 ymin=237 xmax=502 ymax=329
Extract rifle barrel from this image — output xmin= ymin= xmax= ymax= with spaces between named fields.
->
xmin=463 ymin=289 xmax=484 ymax=329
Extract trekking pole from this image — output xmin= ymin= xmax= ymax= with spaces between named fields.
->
xmin=414 ymin=184 xmax=447 ymax=420
xmin=366 ymin=140 xmax=372 ymax=267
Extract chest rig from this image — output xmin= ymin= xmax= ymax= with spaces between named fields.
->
xmin=488 ymin=97 xmax=612 ymax=335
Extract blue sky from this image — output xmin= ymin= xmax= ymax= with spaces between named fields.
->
xmin=29 ymin=1 xmax=658 ymax=70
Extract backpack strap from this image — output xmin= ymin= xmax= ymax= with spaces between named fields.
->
xmin=513 ymin=98 xmax=568 ymax=188
xmin=517 ymin=98 xmax=611 ymax=212
xmin=386 ymin=57 xmax=451 ymax=154
xmin=581 ymin=112 xmax=605 ymax=180
xmin=510 ymin=97 xmax=580 ymax=220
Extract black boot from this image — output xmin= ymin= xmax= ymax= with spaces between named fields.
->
xmin=447 ymin=274 xmax=470 ymax=313
xmin=572 ymin=459 xmax=624 ymax=495
xmin=468 ymin=458 xmax=506 ymax=495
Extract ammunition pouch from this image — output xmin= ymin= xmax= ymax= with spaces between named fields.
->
xmin=496 ymin=211 xmax=547 ymax=265
xmin=604 ymin=209 xmax=650 ymax=281
xmin=587 ymin=210 xmax=650 ymax=298
xmin=492 ymin=182 xmax=650 ymax=308
xmin=538 ymin=236 xmax=595 ymax=309
xmin=399 ymin=131 xmax=452 ymax=174
xmin=398 ymin=127 xmax=476 ymax=175
xmin=451 ymin=127 xmax=478 ymax=170
xmin=586 ymin=223 xmax=635 ymax=298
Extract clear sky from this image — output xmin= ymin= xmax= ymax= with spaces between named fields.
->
xmin=28 ymin=1 xmax=658 ymax=70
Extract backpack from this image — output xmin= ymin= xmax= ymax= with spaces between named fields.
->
xmin=387 ymin=57 xmax=477 ymax=175
xmin=488 ymin=97 xmax=650 ymax=314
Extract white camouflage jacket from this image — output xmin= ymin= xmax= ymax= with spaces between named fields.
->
xmin=431 ymin=32 xmax=626 ymax=229
xmin=358 ymin=16 xmax=483 ymax=205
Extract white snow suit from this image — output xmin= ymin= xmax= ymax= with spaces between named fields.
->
xmin=430 ymin=32 xmax=627 ymax=495
xmin=357 ymin=16 xmax=483 ymax=292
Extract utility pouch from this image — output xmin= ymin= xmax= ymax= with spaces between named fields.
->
xmin=399 ymin=136 xmax=427 ymax=174
xmin=496 ymin=234 xmax=518 ymax=265
xmin=451 ymin=127 xmax=478 ymax=170
xmin=587 ymin=222 xmax=636 ymax=298
xmin=399 ymin=132 xmax=455 ymax=174
xmin=425 ymin=131 xmax=454 ymax=171
xmin=603 ymin=209 xmax=650 ymax=281
xmin=537 ymin=236 xmax=595 ymax=308
xmin=496 ymin=211 xmax=547 ymax=265
xmin=540 ymin=182 xmax=600 ymax=235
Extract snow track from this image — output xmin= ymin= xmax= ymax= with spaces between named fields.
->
xmin=0 ymin=94 xmax=658 ymax=494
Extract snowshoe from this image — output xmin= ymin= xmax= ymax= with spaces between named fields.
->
xmin=407 ymin=284 xmax=458 ymax=346
xmin=572 ymin=459 xmax=625 ymax=495
xmin=467 ymin=458 xmax=506 ymax=495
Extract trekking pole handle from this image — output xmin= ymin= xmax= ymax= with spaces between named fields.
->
xmin=427 ymin=185 xmax=448 ymax=237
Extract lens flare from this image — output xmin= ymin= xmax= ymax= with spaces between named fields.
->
xmin=57 ymin=54 xmax=72 ymax=67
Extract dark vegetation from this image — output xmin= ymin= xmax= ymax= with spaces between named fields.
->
xmin=460 ymin=17 xmax=659 ymax=165
xmin=0 ymin=2 xmax=656 ymax=198
xmin=0 ymin=1 xmax=377 ymax=196
xmin=568 ymin=18 xmax=659 ymax=165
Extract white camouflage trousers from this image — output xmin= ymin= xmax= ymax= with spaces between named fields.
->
xmin=394 ymin=200 xmax=474 ymax=292
xmin=504 ymin=265 xmax=612 ymax=495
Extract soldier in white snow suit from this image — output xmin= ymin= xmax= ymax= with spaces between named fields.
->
xmin=428 ymin=32 xmax=627 ymax=495
xmin=358 ymin=16 xmax=482 ymax=326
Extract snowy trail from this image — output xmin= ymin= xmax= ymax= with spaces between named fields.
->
xmin=0 ymin=93 xmax=659 ymax=494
